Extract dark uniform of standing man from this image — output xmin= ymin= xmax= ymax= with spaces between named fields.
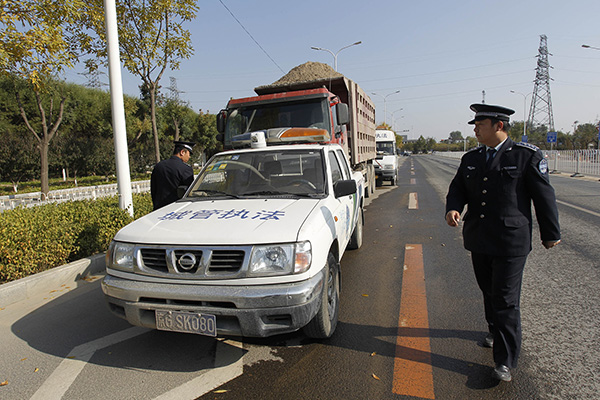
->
xmin=150 ymin=141 xmax=195 ymax=210
xmin=445 ymin=104 xmax=561 ymax=382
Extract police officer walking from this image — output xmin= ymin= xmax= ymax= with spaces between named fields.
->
xmin=150 ymin=141 xmax=195 ymax=210
xmin=445 ymin=104 xmax=561 ymax=382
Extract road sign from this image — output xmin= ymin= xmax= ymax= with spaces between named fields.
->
xmin=522 ymin=135 xmax=528 ymax=143
xmin=547 ymin=132 xmax=557 ymax=143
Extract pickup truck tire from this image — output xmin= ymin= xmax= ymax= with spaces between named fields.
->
xmin=347 ymin=207 xmax=363 ymax=250
xmin=303 ymin=252 xmax=339 ymax=339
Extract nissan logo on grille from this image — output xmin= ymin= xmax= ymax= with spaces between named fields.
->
xmin=177 ymin=253 xmax=197 ymax=271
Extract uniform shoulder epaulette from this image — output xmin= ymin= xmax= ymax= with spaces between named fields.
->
xmin=515 ymin=142 xmax=539 ymax=151
xmin=466 ymin=146 xmax=484 ymax=153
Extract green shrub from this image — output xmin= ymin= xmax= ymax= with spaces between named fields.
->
xmin=0 ymin=193 xmax=152 ymax=283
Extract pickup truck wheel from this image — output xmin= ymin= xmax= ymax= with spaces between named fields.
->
xmin=303 ymin=253 xmax=339 ymax=339
xmin=347 ymin=207 xmax=363 ymax=250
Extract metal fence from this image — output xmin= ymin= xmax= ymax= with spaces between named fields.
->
xmin=436 ymin=149 xmax=600 ymax=178
xmin=0 ymin=180 xmax=151 ymax=212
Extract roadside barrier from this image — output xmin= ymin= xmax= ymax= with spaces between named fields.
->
xmin=436 ymin=149 xmax=600 ymax=178
xmin=0 ymin=180 xmax=151 ymax=212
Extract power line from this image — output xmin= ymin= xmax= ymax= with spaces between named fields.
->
xmin=218 ymin=0 xmax=285 ymax=74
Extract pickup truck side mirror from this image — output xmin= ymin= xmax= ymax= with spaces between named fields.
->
xmin=336 ymin=103 xmax=349 ymax=126
xmin=333 ymin=179 xmax=356 ymax=198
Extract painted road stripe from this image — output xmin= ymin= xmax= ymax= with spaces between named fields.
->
xmin=556 ymin=199 xmax=600 ymax=218
xmin=31 ymin=327 xmax=148 ymax=400
xmin=408 ymin=192 xmax=418 ymax=209
xmin=393 ymin=244 xmax=435 ymax=399
xmin=154 ymin=339 xmax=244 ymax=399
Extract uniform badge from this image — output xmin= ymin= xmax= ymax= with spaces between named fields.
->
xmin=539 ymin=159 xmax=548 ymax=174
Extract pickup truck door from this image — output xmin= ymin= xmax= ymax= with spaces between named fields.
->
xmin=328 ymin=150 xmax=356 ymax=250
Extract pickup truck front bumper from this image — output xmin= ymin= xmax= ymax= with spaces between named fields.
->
xmin=101 ymin=269 xmax=324 ymax=337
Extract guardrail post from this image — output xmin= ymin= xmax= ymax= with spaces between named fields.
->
xmin=571 ymin=150 xmax=583 ymax=177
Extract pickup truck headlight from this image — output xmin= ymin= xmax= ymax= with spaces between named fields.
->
xmin=249 ymin=241 xmax=311 ymax=276
xmin=107 ymin=241 xmax=135 ymax=271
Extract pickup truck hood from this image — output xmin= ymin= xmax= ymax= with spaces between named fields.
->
xmin=114 ymin=198 xmax=319 ymax=245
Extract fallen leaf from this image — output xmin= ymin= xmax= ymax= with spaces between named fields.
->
xmin=362 ymin=294 xmax=369 ymax=297
xmin=370 ymin=352 xmax=376 ymax=357
xmin=67 ymin=356 xmax=76 ymax=359
xmin=372 ymin=373 xmax=380 ymax=380
xmin=214 ymin=389 xmax=228 ymax=393
xmin=20 ymin=358 xmax=27 ymax=362
xmin=441 ymin=243 xmax=446 ymax=247
xmin=0 ymin=380 xmax=7 ymax=386
xmin=34 ymin=368 xmax=39 ymax=373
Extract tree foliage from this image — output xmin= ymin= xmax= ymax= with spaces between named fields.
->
xmin=80 ymin=0 xmax=199 ymax=163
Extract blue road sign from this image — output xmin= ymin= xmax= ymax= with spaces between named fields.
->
xmin=522 ymin=135 xmax=528 ymax=143
xmin=547 ymin=132 xmax=557 ymax=143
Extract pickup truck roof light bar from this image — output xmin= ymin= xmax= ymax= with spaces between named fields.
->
xmin=231 ymin=128 xmax=331 ymax=148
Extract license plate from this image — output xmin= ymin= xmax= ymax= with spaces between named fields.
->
xmin=155 ymin=310 xmax=217 ymax=337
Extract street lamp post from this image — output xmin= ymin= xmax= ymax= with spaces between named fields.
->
xmin=311 ymin=41 xmax=362 ymax=71
xmin=372 ymin=91 xmax=400 ymax=126
xmin=510 ymin=90 xmax=531 ymax=141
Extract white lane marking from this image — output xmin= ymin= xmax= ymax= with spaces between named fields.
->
xmin=409 ymin=192 xmax=418 ymax=209
xmin=31 ymin=327 xmax=148 ymax=400
xmin=154 ymin=339 xmax=244 ymax=399
xmin=556 ymin=199 xmax=600 ymax=218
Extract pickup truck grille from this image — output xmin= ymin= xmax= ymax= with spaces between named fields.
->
xmin=137 ymin=246 xmax=250 ymax=279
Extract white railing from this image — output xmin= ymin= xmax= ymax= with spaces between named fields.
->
xmin=436 ymin=150 xmax=600 ymax=178
xmin=0 ymin=180 xmax=151 ymax=212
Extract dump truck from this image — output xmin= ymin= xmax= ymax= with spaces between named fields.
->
xmin=217 ymin=62 xmax=377 ymax=196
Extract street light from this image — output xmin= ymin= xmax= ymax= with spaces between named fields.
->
xmin=311 ymin=41 xmax=362 ymax=71
xmin=371 ymin=90 xmax=400 ymax=126
xmin=582 ymin=44 xmax=600 ymax=51
xmin=510 ymin=90 xmax=531 ymax=140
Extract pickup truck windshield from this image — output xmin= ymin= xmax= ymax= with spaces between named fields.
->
xmin=188 ymin=149 xmax=326 ymax=198
xmin=226 ymin=98 xmax=330 ymax=138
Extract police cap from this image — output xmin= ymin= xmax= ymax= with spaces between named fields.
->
xmin=468 ymin=103 xmax=515 ymax=124
xmin=174 ymin=140 xmax=195 ymax=155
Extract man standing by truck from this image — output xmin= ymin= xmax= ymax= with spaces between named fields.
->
xmin=150 ymin=140 xmax=195 ymax=210
xmin=445 ymin=103 xmax=560 ymax=382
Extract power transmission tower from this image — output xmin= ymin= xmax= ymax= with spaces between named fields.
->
xmin=527 ymin=34 xmax=555 ymax=133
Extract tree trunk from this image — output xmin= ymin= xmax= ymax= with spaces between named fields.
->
xmin=39 ymin=141 xmax=50 ymax=200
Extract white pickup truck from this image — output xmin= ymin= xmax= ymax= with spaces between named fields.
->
xmin=102 ymin=129 xmax=364 ymax=339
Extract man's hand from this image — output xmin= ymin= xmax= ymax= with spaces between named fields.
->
xmin=446 ymin=210 xmax=461 ymax=227
xmin=542 ymin=239 xmax=561 ymax=249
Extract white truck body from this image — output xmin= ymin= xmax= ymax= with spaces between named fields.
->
xmin=102 ymin=140 xmax=364 ymax=338
xmin=374 ymin=130 xmax=398 ymax=185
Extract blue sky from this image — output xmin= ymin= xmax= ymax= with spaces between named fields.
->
xmin=65 ymin=0 xmax=600 ymax=141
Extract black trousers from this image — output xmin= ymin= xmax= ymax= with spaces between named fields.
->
xmin=471 ymin=252 xmax=528 ymax=368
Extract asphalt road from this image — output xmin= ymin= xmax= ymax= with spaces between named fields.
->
xmin=1 ymin=155 xmax=598 ymax=400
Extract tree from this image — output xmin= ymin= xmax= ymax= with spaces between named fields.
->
xmin=81 ymin=0 xmax=199 ymax=163
xmin=448 ymin=130 xmax=463 ymax=143
xmin=1 ymin=0 xmax=82 ymax=198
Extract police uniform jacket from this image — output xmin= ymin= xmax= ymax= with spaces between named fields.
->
xmin=150 ymin=156 xmax=194 ymax=210
xmin=446 ymin=138 xmax=560 ymax=256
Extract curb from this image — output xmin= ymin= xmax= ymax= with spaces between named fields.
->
xmin=0 ymin=253 xmax=106 ymax=308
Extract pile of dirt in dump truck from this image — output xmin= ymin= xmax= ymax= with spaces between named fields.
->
xmin=256 ymin=61 xmax=344 ymax=91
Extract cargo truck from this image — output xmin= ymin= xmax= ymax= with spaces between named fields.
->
xmin=216 ymin=62 xmax=377 ymax=197
xmin=375 ymin=129 xmax=398 ymax=185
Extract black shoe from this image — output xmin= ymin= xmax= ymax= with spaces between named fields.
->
xmin=492 ymin=364 xmax=512 ymax=382
xmin=482 ymin=332 xmax=494 ymax=348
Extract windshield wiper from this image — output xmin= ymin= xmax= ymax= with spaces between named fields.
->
xmin=242 ymin=190 xmax=319 ymax=198
xmin=189 ymin=189 xmax=241 ymax=199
